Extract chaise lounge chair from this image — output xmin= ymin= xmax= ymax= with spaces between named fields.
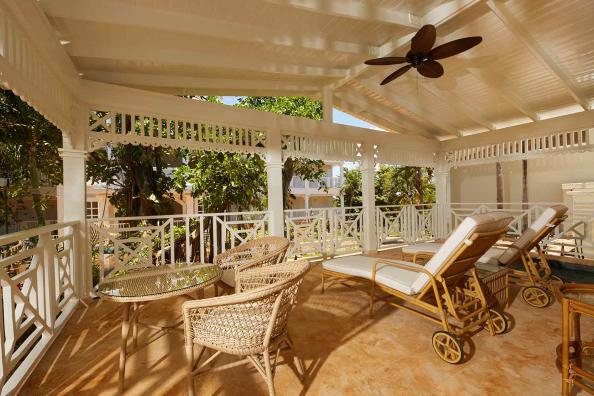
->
xmin=322 ymin=212 xmax=514 ymax=364
xmin=401 ymin=205 xmax=568 ymax=308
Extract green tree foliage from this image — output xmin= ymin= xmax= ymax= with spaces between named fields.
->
xmin=171 ymin=151 xmax=266 ymax=213
xmin=86 ymin=145 xmax=175 ymax=217
xmin=339 ymin=165 xmax=435 ymax=206
xmin=236 ymin=96 xmax=327 ymax=208
xmin=0 ymin=90 xmax=63 ymax=226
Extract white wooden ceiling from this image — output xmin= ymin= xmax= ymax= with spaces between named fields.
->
xmin=39 ymin=0 xmax=594 ymax=141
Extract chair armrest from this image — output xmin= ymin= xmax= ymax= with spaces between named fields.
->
xmin=371 ymin=258 xmax=435 ymax=281
xmin=411 ymin=251 xmax=435 ymax=264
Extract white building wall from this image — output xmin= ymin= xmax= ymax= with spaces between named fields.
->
xmin=451 ymin=151 xmax=594 ymax=203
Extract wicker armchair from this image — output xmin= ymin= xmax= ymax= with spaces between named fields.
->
xmin=182 ymin=260 xmax=310 ymax=396
xmin=214 ymin=236 xmax=290 ymax=293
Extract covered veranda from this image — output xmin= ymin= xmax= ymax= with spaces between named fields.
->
xmin=1 ymin=0 xmax=594 ymax=395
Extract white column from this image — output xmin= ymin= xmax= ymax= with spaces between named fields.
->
xmin=59 ymin=148 xmax=90 ymax=297
xmin=266 ymin=129 xmax=285 ymax=237
xmin=434 ymin=155 xmax=451 ymax=239
xmin=361 ymin=143 xmax=377 ymax=252
xmin=322 ymin=86 xmax=333 ymax=123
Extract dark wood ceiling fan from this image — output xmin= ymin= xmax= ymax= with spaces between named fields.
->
xmin=364 ymin=25 xmax=482 ymax=85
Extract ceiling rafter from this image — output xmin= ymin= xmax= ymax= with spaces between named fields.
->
xmin=335 ymin=90 xmax=438 ymax=139
xmin=419 ymin=82 xmax=494 ymax=131
xmin=44 ymin=0 xmax=374 ymax=57
xmin=82 ymin=71 xmax=323 ymax=94
xmin=67 ymin=41 xmax=347 ymax=79
xmin=334 ymin=98 xmax=414 ymax=137
xmin=486 ymin=0 xmax=590 ymax=111
xmin=352 ymin=79 xmax=461 ymax=138
xmin=263 ymin=0 xmax=421 ymax=30
xmin=332 ymin=0 xmax=483 ymax=90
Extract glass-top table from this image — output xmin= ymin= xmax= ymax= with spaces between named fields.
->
xmin=96 ymin=263 xmax=222 ymax=393
xmin=97 ymin=263 xmax=222 ymax=302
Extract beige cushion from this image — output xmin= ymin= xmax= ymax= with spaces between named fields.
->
xmin=404 ymin=205 xmax=568 ymax=267
xmin=497 ymin=205 xmax=567 ymax=265
xmin=323 ymin=256 xmax=420 ymax=295
xmin=402 ymin=242 xmax=442 ymax=255
xmin=412 ymin=212 xmax=513 ymax=292
xmin=220 ymin=269 xmax=235 ymax=288
xmin=324 ymin=212 xmax=513 ymax=295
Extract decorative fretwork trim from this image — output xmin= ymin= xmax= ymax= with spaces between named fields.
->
xmin=0 ymin=4 xmax=76 ymax=133
xmin=376 ymin=146 xmax=437 ymax=167
xmin=281 ymin=134 xmax=360 ymax=162
xmin=444 ymin=128 xmax=594 ymax=167
xmin=88 ymin=110 xmax=267 ymax=154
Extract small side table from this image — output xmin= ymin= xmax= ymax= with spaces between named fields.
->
xmin=97 ymin=263 xmax=222 ymax=393
xmin=558 ymin=284 xmax=594 ymax=396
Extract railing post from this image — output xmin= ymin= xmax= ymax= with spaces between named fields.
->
xmin=361 ymin=143 xmax=377 ymax=252
xmin=40 ymin=232 xmax=56 ymax=333
xmin=265 ymin=126 xmax=285 ymax=237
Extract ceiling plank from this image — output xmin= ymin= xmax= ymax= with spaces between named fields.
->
xmin=263 ymin=0 xmax=422 ymax=30
xmin=486 ymin=0 xmax=590 ymax=111
xmin=335 ymin=90 xmax=438 ymax=139
xmin=42 ymin=0 xmax=373 ymax=57
xmin=352 ymin=79 xmax=461 ymax=138
xmin=67 ymin=41 xmax=347 ymax=79
xmin=420 ymin=82 xmax=495 ymax=130
xmin=464 ymin=65 xmax=539 ymax=121
xmin=332 ymin=0 xmax=482 ymax=89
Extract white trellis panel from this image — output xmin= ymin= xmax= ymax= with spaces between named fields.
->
xmin=281 ymin=134 xmax=360 ymax=162
xmin=444 ymin=128 xmax=594 ymax=167
xmin=88 ymin=110 xmax=267 ymax=155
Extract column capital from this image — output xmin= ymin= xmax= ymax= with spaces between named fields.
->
xmin=59 ymin=148 xmax=88 ymax=159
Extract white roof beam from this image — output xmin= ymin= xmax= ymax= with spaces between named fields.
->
xmin=263 ymin=0 xmax=422 ymax=30
xmin=352 ymin=79 xmax=461 ymax=138
xmin=332 ymin=0 xmax=482 ymax=89
xmin=68 ymin=42 xmax=346 ymax=79
xmin=43 ymin=0 xmax=372 ymax=57
xmin=336 ymin=90 xmax=438 ymax=139
xmin=334 ymin=98 xmax=400 ymax=133
xmin=486 ymin=0 xmax=590 ymax=111
xmin=420 ymin=83 xmax=495 ymax=131
xmin=82 ymin=72 xmax=323 ymax=94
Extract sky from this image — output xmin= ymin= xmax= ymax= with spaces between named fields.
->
xmin=220 ymin=96 xmax=383 ymax=131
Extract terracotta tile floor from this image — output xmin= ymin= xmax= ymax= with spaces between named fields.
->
xmin=21 ymin=260 xmax=577 ymax=396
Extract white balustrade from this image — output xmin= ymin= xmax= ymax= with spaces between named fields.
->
xmin=0 ymin=222 xmax=80 ymax=395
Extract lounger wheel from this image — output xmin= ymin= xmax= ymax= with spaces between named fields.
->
xmin=432 ymin=331 xmax=464 ymax=364
xmin=485 ymin=309 xmax=508 ymax=335
xmin=522 ymin=286 xmax=551 ymax=308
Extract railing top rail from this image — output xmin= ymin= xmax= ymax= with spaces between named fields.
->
xmin=86 ymin=211 xmax=269 ymax=223
xmin=0 ymin=221 xmax=79 ymax=245
xmin=284 ymin=206 xmax=363 ymax=213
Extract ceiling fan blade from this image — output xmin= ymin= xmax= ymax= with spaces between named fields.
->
xmin=410 ymin=25 xmax=436 ymax=54
xmin=380 ymin=65 xmax=412 ymax=85
xmin=364 ymin=57 xmax=408 ymax=66
xmin=417 ymin=60 xmax=444 ymax=78
xmin=429 ymin=36 xmax=483 ymax=60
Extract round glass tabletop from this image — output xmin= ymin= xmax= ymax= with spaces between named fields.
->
xmin=97 ymin=263 xmax=222 ymax=302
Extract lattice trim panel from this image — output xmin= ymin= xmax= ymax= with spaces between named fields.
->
xmin=282 ymin=134 xmax=360 ymax=162
xmin=376 ymin=146 xmax=437 ymax=167
xmin=444 ymin=128 xmax=594 ymax=167
xmin=88 ymin=110 xmax=267 ymax=154
xmin=0 ymin=3 xmax=76 ymax=134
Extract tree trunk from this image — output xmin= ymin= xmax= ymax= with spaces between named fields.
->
xmin=496 ymin=162 xmax=503 ymax=210
xmin=28 ymin=145 xmax=45 ymax=226
xmin=414 ymin=168 xmax=424 ymax=204
xmin=281 ymin=158 xmax=293 ymax=209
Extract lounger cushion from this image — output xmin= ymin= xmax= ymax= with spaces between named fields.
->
xmin=323 ymin=256 xmax=421 ymax=295
xmin=220 ymin=269 xmax=235 ymax=288
xmin=476 ymin=247 xmax=505 ymax=266
xmin=497 ymin=205 xmax=567 ymax=265
xmin=412 ymin=212 xmax=513 ymax=293
xmin=401 ymin=242 xmax=442 ymax=255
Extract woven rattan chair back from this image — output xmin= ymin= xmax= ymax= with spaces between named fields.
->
xmin=214 ymin=236 xmax=290 ymax=272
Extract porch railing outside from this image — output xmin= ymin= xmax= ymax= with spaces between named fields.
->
xmin=87 ymin=211 xmax=269 ymax=284
xmin=0 ymin=222 xmax=80 ymax=395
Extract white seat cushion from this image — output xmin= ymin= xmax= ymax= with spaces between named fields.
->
xmin=402 ymin=242 xmax=442 ymax=255
xmin=324 ymin=212 xmax=513 ymax=296
xmin=476 ymin=247 xmax=506 ymax=266
xmin=323 ymin=256 xmax=421 ymax=295
xmin=220 ymin=269 xmax=235 ymax=288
